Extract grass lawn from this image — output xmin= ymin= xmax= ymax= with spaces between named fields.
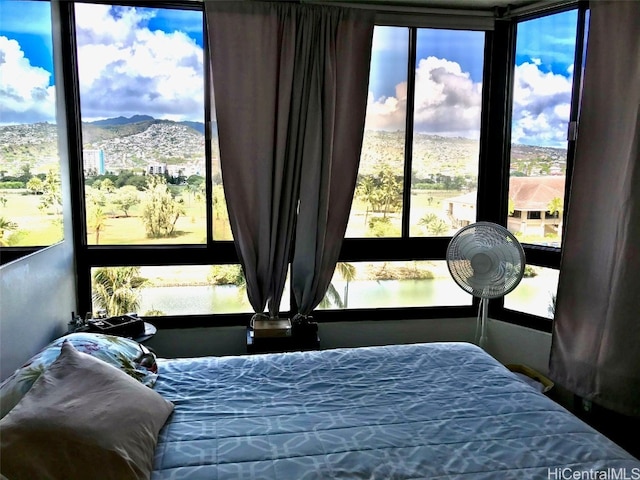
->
xmin=87 ymin=196 xmax=209 ymax=245
xmin=346 ymin=189 xmax=465 ymax=238
xmin=2 ymin=191 xmax=63 ymax=246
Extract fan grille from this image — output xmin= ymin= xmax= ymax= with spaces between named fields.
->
xmin=447 ymin=222 xmax=525 ymax=299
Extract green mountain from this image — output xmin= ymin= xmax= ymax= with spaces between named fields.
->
xmin=0 ymin=119 xmax=566 ymax=178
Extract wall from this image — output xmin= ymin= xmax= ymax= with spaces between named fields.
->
xmin=148 ymin=317 xmax=477 ymax=358
xmin=485 ymin=318 xmax=552 ymax=374
xmin=147 ymin=317 xmax=552 ymax=377
xmin=0 ymin=3 xmax=78 ymax=382
xmin=0 ymin=244 xmax=76 ymax=380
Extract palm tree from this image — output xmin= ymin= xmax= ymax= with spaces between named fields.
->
xmin=319 ymin=283 xmax=345 ymax=309
xmin=418 ymin=213 xmax=438 ymax=233
xmin=356 ymin=176 xmax=377 ymax=226
xmin=335 ymin=262 xmax=356 ymax=308
xmin=428 ymin=219 xmax=450 ymax=236
xmin=0 ymin=216 xmax=18 ymax=246
xmin=547 ymin=197 xmax=563 ymax=217
xmin=92 ymin=267 xmax=146 ymax=316
xmin=88 ymin=206 xmax=107 ymax=245
xmin=318 ymin=262 xmax=356 ymax=309
xmin=547 ymin=196 xmax=564 ymax=235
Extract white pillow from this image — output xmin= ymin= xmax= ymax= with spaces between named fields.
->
xmin=0 ymin=341 xmax=173 ymax=480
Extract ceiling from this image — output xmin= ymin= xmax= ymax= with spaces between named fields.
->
xmin=314 ymin=0 xmax=550 ymax=13
xmin=366 ymin=0 xmax=537 ymax=7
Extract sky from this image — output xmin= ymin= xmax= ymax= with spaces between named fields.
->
xmin=0 ymin=1 xmax=579 ymax=147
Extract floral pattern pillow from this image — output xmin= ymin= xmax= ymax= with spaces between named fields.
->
xmin=0 ymin=332 xmax=158 ymax=419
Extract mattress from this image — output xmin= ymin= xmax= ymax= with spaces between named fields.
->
xmin=151 ymin=342 xmax=639 ymax=479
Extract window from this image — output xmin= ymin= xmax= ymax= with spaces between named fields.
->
xmin=504 ymin=266 xmax=558 ymax=319
xmin=508 ymin=10 xmax=579 ymax=246
xmin=75 ymin=4 xmax=206 ymax=245
xmin=347 ymin=26 xmax=485 ymax=239
xmin=339 ymin=25 xmax=485 ymax=314
xmin=347 ymin=26 xmax=408 ymax=238
xmin=0 ymin=0 xmax=63 ymax=248
xmin=42 ymin=1 xmax=588 ymax=328
xmin=499 ymin=7 xmax=587 ymax=324
xmin=410 ymin=29 xmax=484 ymax=237
xmin=318 ymin=261 xmax=470 ymax=310
xmin=90 ymin=265 xmax=289 ymax=316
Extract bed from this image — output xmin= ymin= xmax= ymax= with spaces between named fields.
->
xmin=1 ymin=335 xmax=639 ymax=479
xmin=151 ymin=342 xmax=640 ymax=479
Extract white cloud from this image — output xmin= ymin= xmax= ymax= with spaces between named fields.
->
xmin=0 ymin=36 xmax=56 ymax=125
xmin=511 ymin=61 xmax=573 ymax=147
xmin=365 ymin=56 xmax=482 ymax=138
xmin=365 ymin=56 xmax=573 ymax=147
xmin=74 ymin=4 xmax=204 ymax=122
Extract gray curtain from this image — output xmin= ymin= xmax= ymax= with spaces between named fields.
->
xmin=205 ymin=2 xmax=373 ymax=319
xmin=291 ymin=9 xmax=373 ymax=316
xmin=549 ymin=1 xmax=640 ymax=416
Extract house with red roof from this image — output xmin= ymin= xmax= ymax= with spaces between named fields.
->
xmin=445 ymin=176 xmax=565 ymax=238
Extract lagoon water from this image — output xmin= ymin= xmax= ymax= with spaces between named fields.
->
xmin=138 ymin=272 xmax=556 ymax=318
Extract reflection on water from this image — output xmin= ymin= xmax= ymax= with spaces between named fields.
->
xmin=505 ymin=268 xmax=559 ymax=319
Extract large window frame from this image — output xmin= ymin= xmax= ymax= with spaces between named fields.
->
xmin=2 ymin=0 xmax=588 ymax=334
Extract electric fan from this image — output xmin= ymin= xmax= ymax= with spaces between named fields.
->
xmin=446 ymin=221 xmax=525 ymax=348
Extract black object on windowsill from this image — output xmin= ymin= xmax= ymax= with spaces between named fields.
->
xmin=291 ymin=314 xmax=318 ymax=337
xmin=86 ymin=314 xmax=145 ymax=338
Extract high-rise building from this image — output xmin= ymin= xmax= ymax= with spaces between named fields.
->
xmin=83 ymin=150 xmax=105 ymax=175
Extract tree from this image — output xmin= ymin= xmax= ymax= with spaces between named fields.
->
xmin=0 ymin=216 xmax=18 ymax=246
xmin=88 ymin=206 xmax=107 ymax=244
xmin=112 ymin=186 xmax=139 ymax=217
xmin=356 ymin=176 xmax=376 ymax=225
xmin=418 ymin=214 xmax=449 ymax=236
xmin=377 ymin=163 xmax=402 ymax=218
xmin=38 ymin=168 xmax=62 ymax=215
xmin=212 ymin=185 xmax=226 ymax=219
xmin=547 ymin=197 xmax=564 ymax=218
xmin=125 ymin=175 xmax=148 ymax=191
xmin=92 ymin=267 xmax=146 ymax=316
xmin=356 ymin=163 xmax=402 ymax=220
xmin=319 ymin=283 xmax=344 ymax=309
xmin=208 ymin=264 xmax=245 ymax=285
xmin=26 ymin=177 xmax=44 ymax=195
xmin=208 ymin=265 xmax=247 ymax=302
xmin=100 ymin=178 xmax=116 ymax=193
xmin=141 ymin=176 xmax=185 ymax=238
xmin=86 ymin=186 xmax=107 ymax=208
xmin=547 ymin=196 xmax=564 ymax=235
xmin=367 ymin=216 xmax=400 ymax=237
xmin=427 ymin=219 xmax=449 ymax=236
xmin=335 ymin=262 xmax=356 ymax=308
xmin=418 ymin=213 xmax=438 ymax=229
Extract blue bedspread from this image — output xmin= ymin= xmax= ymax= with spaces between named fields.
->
xmin=151 ymin=342 xmax=639 ymax=479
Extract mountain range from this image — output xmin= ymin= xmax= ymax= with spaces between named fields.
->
xmin=0 ymin=116 xmax=567 ymax=178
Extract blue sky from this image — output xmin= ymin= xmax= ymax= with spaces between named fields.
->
xmin=1 ymin=1 xmax=579 ymax=147
xmin=0 ymin=0 xmax=54 ymax=74
xmin=367 ymin=11 xmax=579 ymax=146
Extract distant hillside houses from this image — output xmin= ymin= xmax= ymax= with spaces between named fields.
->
xmin=445 ymin=176 xmax=565 ymax=237
xmin=147 ymin=162 xmax=202 ymax=178
xmin=81 ymin=155 xmax=203 ymax=178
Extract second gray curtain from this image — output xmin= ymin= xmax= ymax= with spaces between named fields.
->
xmin=549 ymin=0 xmax=640 ymax=416
xmin=205 ymin=2 xmax=373 ymax=318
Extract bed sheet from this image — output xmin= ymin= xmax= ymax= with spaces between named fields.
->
xmin=151 ymin=342 xmax=639 ymax=479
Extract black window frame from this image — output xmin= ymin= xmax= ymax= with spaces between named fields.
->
xmin=1 ymin=0 xmax=588 ymax=335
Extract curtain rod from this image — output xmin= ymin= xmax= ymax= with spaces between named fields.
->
xmin=301 ymin=1 xmax=495 ymax=18
xmin=202 ymin=0 xmax=493 ymax=17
